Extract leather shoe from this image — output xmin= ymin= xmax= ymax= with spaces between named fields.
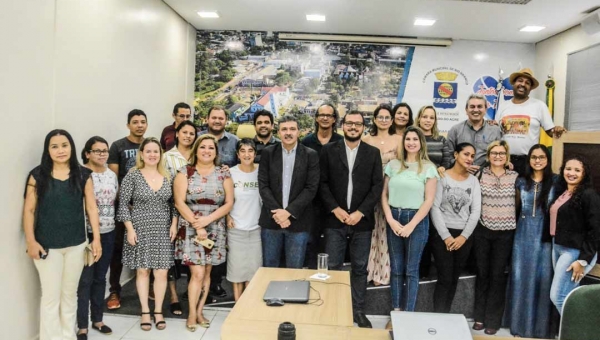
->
xmin=353 ymin=312 xmax=372 ymax=328
xmin=106 ymin=292 xmax=120 ymax=310
xmin=472 ymin=322 xmax=484 ymax=331
xmin=484 ymin=328 xmax=498 ymax=335
xmin=210 ymin=284 xmax=227 ymax=298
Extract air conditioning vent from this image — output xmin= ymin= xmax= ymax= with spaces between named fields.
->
xmin=439 ymin=0 xmax=531 ymax=4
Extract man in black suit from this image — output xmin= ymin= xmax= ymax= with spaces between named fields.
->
xmin=320 ymin=111 xmax=383 ymax=328
xmin=258 ymin=115 xmax=320 ymax=268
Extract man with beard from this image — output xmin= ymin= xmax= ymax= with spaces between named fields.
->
xmin=301 ymin=103 xmax=343 ymax=268
xmin=160 ymin=102 xmax=193 ymax=151
xmin=252 ymin=109 xmax=280 ymax=164
xmin=259 ymin=115 xmax=320 ymax=268
xmin=106 ymin=109 xmax=148 ymax=309
xmin=447 ymin=94 xmax=503 ymax=175
xmin=496 ymin=68 xmax=566 ymax=175
xmin=199 ymin=105 xmax=239 ymax=299
xmin=319 ymin=111 xmax=383 ymax=328
xmin=199 ymin=105 xmax=239 ymax=167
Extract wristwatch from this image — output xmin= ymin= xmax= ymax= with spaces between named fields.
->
xmin=577 ymin=260 xmax=588 ymax=267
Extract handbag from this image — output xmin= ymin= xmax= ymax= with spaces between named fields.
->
xmin=83 ymin=244 xmax=95 ymax=267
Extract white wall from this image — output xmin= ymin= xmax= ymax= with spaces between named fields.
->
xmin=0 ymin=1 xmax=195 ymax=339
xmin=535 ymin=24 xmax=600 ymax=126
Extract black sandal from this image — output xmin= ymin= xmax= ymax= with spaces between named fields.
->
xmin=154 ymin=312 xmax=166 ymax=330
xmin=140 ymin=312 xmax=152 ymax=331
xmin=170 ymin=302 xmax=183 ymax=315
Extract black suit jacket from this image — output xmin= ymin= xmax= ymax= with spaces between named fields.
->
xmin=258 ymin=143 xmax=320 ymax=232
xmin=543 ymin=187 xmax=600 ymax=263
xmin=319 ymin=140 xmax=383 ymax=232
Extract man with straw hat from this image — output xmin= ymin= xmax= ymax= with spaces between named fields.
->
xmin=496 ymin=68 xmax=566 ymax=175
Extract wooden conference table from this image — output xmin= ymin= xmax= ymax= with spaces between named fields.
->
xmin=221 ymin=267 xmax=539 ymax=340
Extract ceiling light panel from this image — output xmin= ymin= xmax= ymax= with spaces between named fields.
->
xmin=198 ymin=11 xmax=219 ymax=18
xmin=519 ymin=25 xmax=545 ymax=32
xmin=306 ymin=14 xmax=326 ymax=22
xmin=437 ymin=0 xmax=531 ymax=4
xmin=414 ymin=18 xmax=436 ymax=26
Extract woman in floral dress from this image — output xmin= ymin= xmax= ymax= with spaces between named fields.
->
xmin=173 ymin=134 xmax=234 ymax=331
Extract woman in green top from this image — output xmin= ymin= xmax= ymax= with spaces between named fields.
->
xmin=23 ymin=129 xmax=102 ymax=340
xmin=381 ymin=126 xmax=438 ymax=318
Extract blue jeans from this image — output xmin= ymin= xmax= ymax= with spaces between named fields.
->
xmin=550 ymin=241 xmax=597 ymax=315
xmin=77 ymin=231 xmax=115 ymax=329
xmin=386 ymin=208 xmax=429 ymax=311
xmin=261 ymin=228 xmax=309 ymax=269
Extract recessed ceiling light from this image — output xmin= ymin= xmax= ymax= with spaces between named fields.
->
xmin=520 ymin=25 xmax=545 ymax=32
xmin=197 ymin=11 xmax=219 ymax=18
xmin=414 ymin=18 xmax=436 ymax=26
xmin=306 ymin=14 xmax=326 ymax=22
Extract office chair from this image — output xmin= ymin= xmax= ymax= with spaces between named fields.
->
xmin=559 ymin=284 xmax=600 ymax=340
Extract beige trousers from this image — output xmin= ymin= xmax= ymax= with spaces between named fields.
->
xmin=34 ymin=242 xmax=86 ymax=340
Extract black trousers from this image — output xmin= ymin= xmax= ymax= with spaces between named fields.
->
xmin=108 ymin=220 xmax=125 ymax=293
xmin=304 ymin=203 xmax=326 ymax=269
xmin=324 ymin=226 xmax=371 ymax=314
xmin=431 ymin=228 xmax=474 ymax=313
xmin=473 ymin=225 xmax=514 ymax=329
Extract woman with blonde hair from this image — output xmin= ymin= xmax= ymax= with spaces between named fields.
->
xmin=472 ymin=140 xmax=518 ymax=335
xmin=174 ymin=134 xmax=234 ymax=331
xmin=382 ymin=126 xmax=438 ymax=320
xmin=118 ymin=137 xmax=177 ymax=331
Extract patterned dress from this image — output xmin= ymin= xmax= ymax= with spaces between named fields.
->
xmin=174 ymin=165 xmax=230 ymax=266
xmin=367 ymin=147 xmax=397 ymax=285
xmin=118 ymin=169 xmax=174 ymax=270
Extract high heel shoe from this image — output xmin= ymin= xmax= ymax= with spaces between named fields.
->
xmin=140 ymin=312 xmax=152 ymax=331
xmin=153 ymin=312 xmax=167 ymax=330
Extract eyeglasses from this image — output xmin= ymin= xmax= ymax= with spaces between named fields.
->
xmin=177 ymin=114 xmax=192 ymax=119
xmin=531 ymin=155 xmax=547 ymax=161
xmin=343 ymin=122 xmax=364 ymax=128
xmin=376 ymin=116 xmax=392 ymax=122
xmin=317 ymin=114 xmax=334 ymax=119
xmin=490 ymin=151 xmax=507 ymax=157
xmin=90 ymin=149 xmax=109 ymax=155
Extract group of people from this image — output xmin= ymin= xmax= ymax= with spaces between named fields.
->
xmin=23 ymin=68 xmax=599 ymax=340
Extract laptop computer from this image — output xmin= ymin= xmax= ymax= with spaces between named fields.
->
xmin=391 ymin=311 xmax=472 ymax=340
xmin=262 ymin=280 xmax=310 ymax=303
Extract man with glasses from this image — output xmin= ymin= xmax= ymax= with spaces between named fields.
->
xmin=447 ymin=94 xmax=503 ymax=174
xmin=106 ymin=109 xmax=148 ymax=310
xmin=301 ymin=103 xmax=343 ymax=268
xmin=252 ymin=109 xmax=280 ymax=164
xmin=319 ymin=111 xmax=383 ymax=328
xmin=160 ymin=102 xmax=193 ymax=151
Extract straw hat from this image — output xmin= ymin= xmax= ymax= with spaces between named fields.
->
xmin=509 ymin=68 xmax=539 ymax=89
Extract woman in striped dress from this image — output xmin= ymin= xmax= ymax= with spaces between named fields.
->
xmin=472 ymin=141 xmax=518 ymax=335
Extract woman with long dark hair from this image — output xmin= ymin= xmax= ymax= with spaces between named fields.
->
xmin=76 ymin=136 xmax=118 ymax=339
xmin=391 ymin=102 xmax=414 ymax=137
xmin=382 ymin=126 xmax=438 ymax=324
xmin=365 ymin=104 xmax=402 ymax=286
xmin=23 ymin=130 xmax=101 ymax=340
xmin=507 ymin=144 xmax=556 ymax=338
xmin=430 ymin=142 xmax=480 ymax=313
xmin=547 ymin=155 xmax=600 ymax=314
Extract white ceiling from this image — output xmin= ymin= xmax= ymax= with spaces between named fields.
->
xmin=163 ymin=0 xmax=600 ymax=44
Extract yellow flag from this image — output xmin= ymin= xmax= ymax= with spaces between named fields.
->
xmin=540 ymin=78 xmax=555 ymax=147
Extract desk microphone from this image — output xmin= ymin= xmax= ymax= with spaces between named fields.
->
xmin=278 ymin=321 xmax=296 ymax=340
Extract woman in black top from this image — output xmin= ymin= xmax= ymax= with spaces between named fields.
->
xmin=23 ymin=129 xmax=101 ymax=340
xmin=547 ymin=155 xmax=600 ymax=314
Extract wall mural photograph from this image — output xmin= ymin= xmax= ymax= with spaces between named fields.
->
xmin=194 ymin=30 xmax=414 ymax=135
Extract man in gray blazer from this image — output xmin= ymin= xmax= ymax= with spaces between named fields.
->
xmin=319 ymin=111 xmax=383 ymax=328
xmin=258 ymin=115 xmax=320 ymax=268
